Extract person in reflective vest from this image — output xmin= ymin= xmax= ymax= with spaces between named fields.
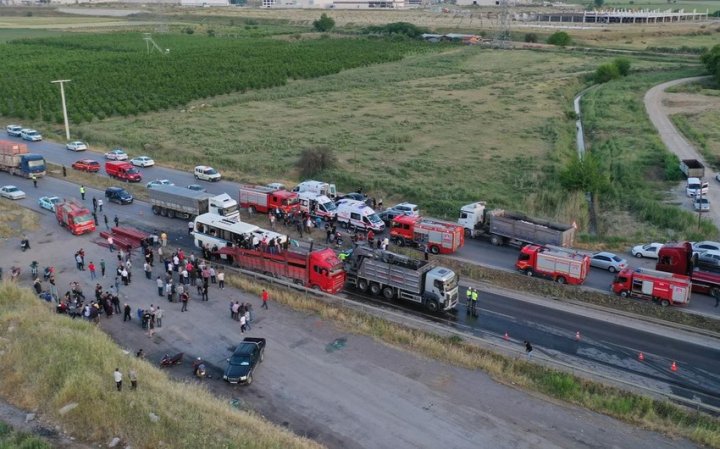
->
xmin=471 ymin=288 xmax=479 ymax=315
xmin=466 ymin=287 xmax=473 ymax=311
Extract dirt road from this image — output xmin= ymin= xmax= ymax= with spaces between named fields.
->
xmin=3 ymin=207 xmax=702 ymax=449
xmin=644 ymin=76 xmax=720 ymax=227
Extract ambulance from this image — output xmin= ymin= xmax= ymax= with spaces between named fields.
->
xmin=335 ymin=199 xmax=385 ymax=233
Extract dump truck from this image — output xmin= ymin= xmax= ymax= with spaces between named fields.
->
xmin=149 ymin=185 xmax=240 ymax=221
xmin=680 ymin=159 xmax=705 ymax=178
xmin=343 ymin=243 xmax=459 ymax=313
xmin=611 ymin=267 xmax=691 ymax=307
xmin=515 ymin=245 xmax=590 ymax=285
xmin=458 ymin=202 xmax=575 ymax=247
xmin=55 ymin=200 xmax=95 ymax=235
xmin=390 ymin=214 xmax=464 ymax=254
xmin=0 ymin=140 xmax=46 ymax=178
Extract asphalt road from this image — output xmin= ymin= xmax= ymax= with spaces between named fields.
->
xmin=7 ymin=135 xmax=719 ymax=316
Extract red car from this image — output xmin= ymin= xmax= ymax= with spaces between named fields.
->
xmin=72 ymin=159 xmax=100 ymax=173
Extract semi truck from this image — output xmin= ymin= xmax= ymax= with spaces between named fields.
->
xmin=149 ymin=185 xmax=240 ymax=221
xmin=219 ymin=246 xmax=345 ymax=294
xmin=239 ymin=184 xmax=299 ymax=215
xmin=611 ymin=267 xmax=691 ymax=307
xmin=515 ymin=245 xmax=590 ymax=285
xmin=105 ymin=161 xmax=142 ymax=182
xmin=0 ymin=140 xmax=46 ymax=178
xmin=458 ymin=202 xmax=575 ymax=247
xmin=390 ymin=215 xmax=464 ymax=254
xmin=656 ymin=242 xmax=720 ymax=297
xmin=55 ymin=200 xmax=95 ymax=235
xmin=343 ymin=243 xmax=459 ymax=313
xmin=680 ymin=159 xmax=705 ymax=178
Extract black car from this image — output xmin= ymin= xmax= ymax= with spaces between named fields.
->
xmin=378 ymin=209 xmax=404 ymax=227
xmin=336 ymin=192 xmax=367 ymax=203
xmin=223 ymin=337 xmax=266 ymax=385
xmin=105 ymin=187 xmax=133 ymax=205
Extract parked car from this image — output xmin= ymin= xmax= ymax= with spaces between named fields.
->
xmin=105 ymin=187 xmax=133 ymax=205
xmin=378 ymin=209 xmax=405 ymax=227
xmin=38 ymin=196 xmax=62 ymax=212
xmin=590 ymin=252 xmax=627 ymax=273
xmin=631 ymin=243 xmax=664 ymax=259
xmin=336 ymin=192 xmax=367 ymax=203
xmin=6 ymin=125 xmax=22 ymax=137
xmin=696 ymin=250 xmax=720 ymax=271
xmin=72 ymin=159 xmax=101 ymax=173
xmin=387 ymin=202 xmax=420 ymax=217
xmin=693 ymin=197 xmax=710 ymax=212
xmin=20 ymin=129 xmax=42 ymax=141
xmin=186 ymin=184 xmax=206 ymax=192
xmin=194 ymin=165 xmax=221 ymax=182
xmin=692 ymin=240 xmax=720 ymax=256
xmin=66 ymin=141 xmax=88 ymax=152
xmin=223 ymin=337 xmax=266 ymax=385
xmin=146 ymin=179 xmax=174 ymax=189
xmin=104 ymin=148 xmax=128 ymax=161
xmin=0 ymin=185 xmax=26 ymax=200
xmin=130 ymin=156 xmax=155 ymax=167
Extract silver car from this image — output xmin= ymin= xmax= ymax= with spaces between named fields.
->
xmin=693 ymin=197 xmax=710 ymax=212
xmin=0 ymin=185 xmax=26 ymax=200
xmin=590 ymin=252 xmax=627 ymax=273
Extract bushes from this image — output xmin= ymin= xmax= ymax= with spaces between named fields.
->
xmin=594 ymin=57 xmax=632 ymax=83
xmin=701 ymin=44 xmax=720 ymax=83
xmin=296 ymin=146 xmax=337 ymax=177
xmin=524 ymin=33 xmax=538 ymax=43
xmin=364 ymin=22 xmax=430 ymax=39
xmin=547 ymin=31 xmax=571 ymax=47
xmin=313 ymin=13 xmax=335 ymax=32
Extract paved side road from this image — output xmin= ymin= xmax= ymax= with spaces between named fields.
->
xmin=4 ymin=213 xmax=701 ymax=449
xmin=644 ymin=76 xmax=720 ymax=228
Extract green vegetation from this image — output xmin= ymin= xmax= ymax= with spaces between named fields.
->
xmin=296 ymin=146 xmax=338 ymax=178
xmin=701 ymin=44 xmax=720 ymax=83
xmin=0 ymin=283 xmax=321 ymax=449
xmin=594 ymin=57 xmax=632 ymax=83
xmin=547 ymin=31 xmax=572 ymax=47
xmin=364 ymin=22 xmax=430 ymax=39
xmin=227 ymin=274 xmax=720 ymax=449
xmin=0 ymin=32 xmax=430 ymax=123
xmin=0 ymin=421 xmax=51 ymax=449
xmin=312 ymin=13 xmax=335 ymax=32
xmin=672 ymin=110 xmax=720 ymax=169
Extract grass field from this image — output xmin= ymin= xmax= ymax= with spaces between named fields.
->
xmin=0 ymin=421 xmax=51 ymax=449
xmin=672 ymin=109 xmax=720 ymax=167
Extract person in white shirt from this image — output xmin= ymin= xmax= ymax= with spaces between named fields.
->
xmin=113 ymin=368 xmax=123 ymax=391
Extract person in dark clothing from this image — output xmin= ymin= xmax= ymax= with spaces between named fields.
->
xmin=114 ymin=215 xmax=120 ymax=228
xmin=123 ymin=303 xmax=132 ymax=321
xmin=524 ymin=340 xmax=533 ymax=358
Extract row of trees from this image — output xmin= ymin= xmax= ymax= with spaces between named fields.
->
xmin=0 ymin=33 xmax=426 ymax=123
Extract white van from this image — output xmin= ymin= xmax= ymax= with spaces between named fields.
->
xmin=293 ymin=180 xmax=337 ymax=199
xmin=335 ymin=199 xmax=385 ymax=232
xmin=297 ymin=191 xmax=337 ymax=219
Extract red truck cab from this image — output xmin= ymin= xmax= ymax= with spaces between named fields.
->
xmin=239 ymin=184 xmax=299 ymax=215
xmin=656 ymin=241 xmax=720 ymax=296
xmin=611 ymin=267 xmax=691 ymax=307
xmin=390 ymin=215 xmax=464 ymax=254
xmin=56 ymin=200 xmax=96 ymax=235
xmin=106 ymin=161 xmax=142 ymax=182
xmin=515 ymin=245 xmax=590 ymax=285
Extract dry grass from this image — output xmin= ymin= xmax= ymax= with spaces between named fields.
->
xmin=0 ymin=283 xmax=323 ymax=449
xmin=0 ymin=198 xmax=39 ymax=239
xmin=225 ymin=274 xmax=720 ymax=449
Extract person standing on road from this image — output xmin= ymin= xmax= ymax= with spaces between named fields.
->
xmin=100 ymin=259 xmax=106 ymax=278
xmin=92 ymin=197 xmax=97 ymax=212
xmin=180 ymin=292 xmax=189 ymax=312
xmin=217 ymin=269 xmax=225 ymax=289
xmin=424 ymin=245 xmax=429 ymax=261
xmin=104 ymin=215 xmax=109 ymax=231
xmin=62 ymin=165 xmax=67 ymax=177
xmin=114 ymin=215 xmax=119 ymax=228
xmin=88 ymin=261 xmax=96 ymax=280
xmin=471 ymin=288 xmax=478 ymax=316
xmin=466 ymin=287 xmax=472 ymax=311
xmin=239 ymin=313 xmax=246 ymax=333
xmin=261 ymin=289 xmax=269 ymax=309
xmin=80 ymin=185 xmax=86 ymax=201
xmin=98 ymin=198 xmax=103 ymax=212
xmin=524 ymin=340 xmax=533 ymax=359
xmin=31 ymin=174 xmax=37 ymax=188
xmin=161 ymin=232 xmax=168 ymax=247
xmin=155 ymin=306 xmax=163 ymax=328
xmin=157 ymin=277 xmax=164 ymax=297
xmin=144 ymin=261 xmax=152 ymax=280
xmin=113 ymin=368 xmax=122 ymax=391
xmin=92 ymin=212 xmax=98 ymax=226
xmin=123 ymin=303 xmax=132 ymax=322
xmin=188 ymin=221 xmax=194 ymax=235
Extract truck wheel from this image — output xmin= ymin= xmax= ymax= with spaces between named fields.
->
xmin=168 ymin=210 xmax=176 ymax=219
xmin=160 ymin=208 xmax=168 ymax=217
xmin=382 ymin=286 xmax=394 ymax=300
xmin=464 ymin=228 xmax=471 ymax=237
xmin=425 ymin=300 xmax=439 ymax=313
xmin=151 ymin=206 xmax=161 ymax=215
xmin=394 ymin=237 xmax=405 ymax=247
xmin=555 ymin=276 xmax=567 ymax=285
xmin=619 ymin=290 xmax=629 ymax=298
xmin=524 ymin=269 xmax=534 ymax=277
xmin=660 ymin=299 xmax=670 ymax=307
xmin=357 ymin=278 xmax=369 ymax=292
xmin=369 ymin=283 xmax=381 ymax=296
xmin=490 ymin=235 xmax=503 ymax=246
xmin=430 ymin=246 xmax=440 ymax=255
xmin=259 ymin=349 xmax=265 ymax=363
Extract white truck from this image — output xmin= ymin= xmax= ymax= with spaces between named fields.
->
xmin=149 ymin=185 xmax=240 ymax=221
xmin=292 ymin=180 xmax=337 ymax=199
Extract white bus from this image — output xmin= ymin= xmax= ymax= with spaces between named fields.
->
xmin=193 ymin=213 xmax=288 ymax=258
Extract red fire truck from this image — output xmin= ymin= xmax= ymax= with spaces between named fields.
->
xmin=239 ymin=184 xmax=300 ymax=215
xmin=55 ymin=200 xmax=96 ymax=235
xmin=390 ymin=215 xmax=464 ymax=254
xmin=611 ymin=267 xmax=691 ymax=307
xmin=218 ymin=246 xmax=345 ymax=294
xmin=656 ymin=241 xmax=720 ymax=297
xmin=515 ymin=245 xmax=590 ymax=285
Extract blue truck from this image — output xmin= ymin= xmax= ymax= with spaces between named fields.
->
xmin=0 ymin=140 xmax=46 ymax=178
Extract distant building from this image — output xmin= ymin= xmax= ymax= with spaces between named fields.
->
xmin=331 ymin=0 xmax=404 ymax=8
xmin=181 ymin=0 xmax=230 ymax=5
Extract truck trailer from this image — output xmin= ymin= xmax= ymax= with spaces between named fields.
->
xmin=680 ymin=159 xmax=705 ymax=178
xmin=458 ymin=202 xmax=575 ymax=247
xmin=239 ymin=184 xmax=299 ymax=215
xmin=149 ymin=185 xmax=240 ymax=221
xmin=515 ymin=245 xmax=590 ymax=285
xmin=390 ymin=214 xmax=464 ymax=254
xmin=343 ymin=243 xmax=459 ymax=313
xmin=611 ymin=267 xmax=691 ymax=307
xmin=0 ymin=140 xmax=46 ymax=178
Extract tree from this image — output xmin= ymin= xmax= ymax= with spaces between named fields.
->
xmin=595 ymin=63 xmax=620 ymax=83
xmin=701 ymin=44 xmax=720 ymax=83
xmin=559 ymin=153 xmax=610 ymax=194
xmin=313 ymin=14 xmax=335 ymax=32
xmin=547 ymin=31 xmax=571 ymax=47
xmin=296 ymin=146 xmax=337 ymax=177
xmin=524 ymin=33 xmax=538 ymax=43
xmin=613 ymin=57 xmax=631 ymax=76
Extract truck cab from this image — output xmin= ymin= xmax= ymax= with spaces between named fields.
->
xmin=209 ymin=193 xmax=240 ymax=221
xmin=458 ymin=202 xmax=486 ymax=237
xmin=56 ymin=200 xmax=96 ymax=235
xmin=426 ymin=266 xmax=459 ymax=310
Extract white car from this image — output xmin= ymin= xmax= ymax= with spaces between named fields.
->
xmin=692 ymin=240 xmax=720 ymax=256
xmin=131 ymin=156 xmax=155 ymax=167
xmin=105 ymin=148 xmax=129 ymax=161
xmin=194 ymin=165 xmax=221 ymax=182
xmin=20 ymin=129 xmax=42 ymax=141
xmin=66 ymin=141 xmax=88 ymax=152
xmin=146 ymin=179 xmax=174 ymax=189
xmin=631 ymin=243 xmax=664 ymax=259
xmin=6 ymin=125 xmax=22 ymax=137
xmin=0 ymin=185 xmax=26 ymax=200
xmin=388 ymin=202 xmax=420 ymax=217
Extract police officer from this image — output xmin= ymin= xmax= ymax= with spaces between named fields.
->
xmin=466 ymin=287 xmax=473 ymax=312
xmin=471 ymin=288 xmax=479 ymax=316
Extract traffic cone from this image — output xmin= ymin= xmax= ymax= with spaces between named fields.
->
xmin=671 ymin=361 xmax=678 ymax=372
xmin=503 ymin=331 xmax=509 ymax=341
xmin=638 ymin=352 xmax=644 ymax=361
xmin=575 ymin=331 xmax=581 ymax=341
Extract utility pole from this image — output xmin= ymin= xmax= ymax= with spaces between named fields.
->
xmin=51 ymin=79 xmax=71 ymax=141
